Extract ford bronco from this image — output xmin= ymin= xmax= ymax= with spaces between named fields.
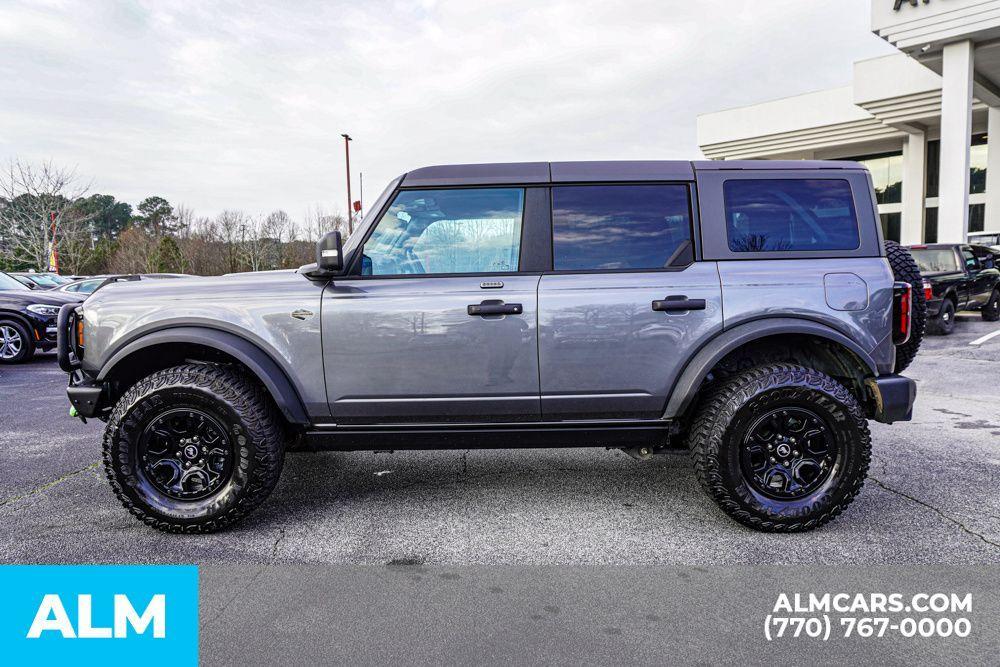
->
xmin=58 ymin=160 xmax=923 ymax=533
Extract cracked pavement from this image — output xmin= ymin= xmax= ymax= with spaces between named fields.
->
xmin=1 ymin=315 xmax=998 ymax=566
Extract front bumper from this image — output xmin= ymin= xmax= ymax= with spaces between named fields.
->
xmin=67 ymin=369 xmax=106 ymax=419
xmin=868 ymin=374 xmax=917 ymax=424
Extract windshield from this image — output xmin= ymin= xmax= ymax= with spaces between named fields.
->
xmin=910 ymin=248 xmax=959 ymax=274
xmin=23 ymin=274 xmax=59 ymax=287
xmin=0 ymin=273 xmax=29 ymax=291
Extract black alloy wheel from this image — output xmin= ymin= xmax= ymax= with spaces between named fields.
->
xmin=136 ymin=408 xmax=234 ymax=501
xmin=739 ymin=407 xmax=836 ymax=500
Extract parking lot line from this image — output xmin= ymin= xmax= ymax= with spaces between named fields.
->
xmin=969 ymin=329 xmax=1000 ymax=346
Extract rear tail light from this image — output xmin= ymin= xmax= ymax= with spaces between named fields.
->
xmin=893 ymin=282 xmax=912 ymax=345
xmin=922 ymin=279 xmax=933 ymax=302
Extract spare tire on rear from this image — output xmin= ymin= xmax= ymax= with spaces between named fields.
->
xmin=884 ymin=240 xmax=926 ymax=373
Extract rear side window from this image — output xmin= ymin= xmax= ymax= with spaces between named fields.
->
xmin=551 ymin=185 xmax=693 ymax=271
xmin=723 ymin=179 xmax=860 ymax=252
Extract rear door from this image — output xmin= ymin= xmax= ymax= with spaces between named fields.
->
xmin=537 ymin=184 xmax=723 ymax=420
xmin=322 ymin=186 xmax=542 ymax=424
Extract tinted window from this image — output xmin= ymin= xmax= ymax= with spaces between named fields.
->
xmin=362 ymin=188 xmax=523 ymax=275
xmin=724 ymin=179 xmax=860 ymax=252
xmin=552 ymin=185 xmax=692 ymax=271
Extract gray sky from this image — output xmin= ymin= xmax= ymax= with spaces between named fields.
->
xmin=2 ymin=0 xmax=897 ymax=220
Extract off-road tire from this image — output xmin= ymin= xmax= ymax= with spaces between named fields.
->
xmin=0 ymin=319 xmax=34 ymax=364
xmin=928 ymin=299 xmax=956 ymax=335
xmin=687 ymin=364 xmax=871 ymax=532
xmin=103 ymin=364 xmax=284 ymax=533
xmin=982 ymin=288 xmax=1000 ymax=322
xmin=884 ymin=240 xmax=926 ymax=372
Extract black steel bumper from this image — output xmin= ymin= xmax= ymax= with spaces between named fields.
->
xmin=67 ymin=370 xmax=105 ymax=418
xmin=870 ymin=374 xmax=917 ymax=424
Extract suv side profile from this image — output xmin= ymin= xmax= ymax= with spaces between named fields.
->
xmin=58 ymin=161 xmax=920 ymax=534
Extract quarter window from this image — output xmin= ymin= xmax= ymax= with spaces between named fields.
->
xmin=551 ymin=185 xmax=693 ymax=271
xmin=724 ymin=179 xmax=861 ymax=252
xmin=362 ymin=188 xmax=524 ymax=275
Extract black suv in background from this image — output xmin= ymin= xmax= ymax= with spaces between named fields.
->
xmin=0 ymin=272 xmax=82 ymax=363
xmin=908 ymin=243 xmax=1000 ymax=334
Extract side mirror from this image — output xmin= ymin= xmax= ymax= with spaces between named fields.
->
xmin=316 ymin=231 xmax=343 ymax=272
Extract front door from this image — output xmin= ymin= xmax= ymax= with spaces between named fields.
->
xmin=537 ymin=184 xmax=723 ymax=420
xmin=323 ymin=186 xmax=541 ymax=424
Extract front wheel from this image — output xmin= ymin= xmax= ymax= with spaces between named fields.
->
xmin=687 ymin=364 xmax=871 ymax=532
xmin=0 ymin=319 xmax=35 ymax=364
xmin=103 ymin=364 xmax=285 ymax=533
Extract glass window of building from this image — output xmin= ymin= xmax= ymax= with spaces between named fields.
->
xmin=970 ymin=134 xmax=988 ymax=194
xmin=926 ymin=134 xmax=987 ymax=196
xmin=970 ymin=203 xmax=986 ymax=233
xmin=924 ymin=208 xmax=938 ymax=243
xmin=848 ymin=152 xmax=902 ymax=205
xmin=880 ymin=213 xmax=901 ymax=243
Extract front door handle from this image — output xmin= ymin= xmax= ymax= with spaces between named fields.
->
xmin=652 ymin=296 xmax=706 ymax=312
xmin=468 ymin=300 xmax=523 ymax=316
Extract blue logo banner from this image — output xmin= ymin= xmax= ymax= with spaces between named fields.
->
xmin=0 ymin=565 xmax=198 ymax=665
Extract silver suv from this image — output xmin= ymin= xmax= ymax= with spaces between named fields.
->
xmin=58 ymin=160 xmax=923 ymax=533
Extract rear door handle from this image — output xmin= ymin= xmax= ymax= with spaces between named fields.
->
xmin=468 ymin=300 xmax=523 ymax=316
xmin=652 ymin=296 xmax=706 ymax=312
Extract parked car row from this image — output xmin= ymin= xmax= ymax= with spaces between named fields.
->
xmin=0 ymin=271 xmax=192 ymax=363
xmin=906 ymin=243 xmax=1000 ymax=335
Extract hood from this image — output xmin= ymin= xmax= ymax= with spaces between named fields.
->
xmin=85 ymin=270 xmax=309 ymax=307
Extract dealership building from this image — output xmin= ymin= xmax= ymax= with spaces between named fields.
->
xmin=698 ymin=0 xmax=1000 ymax=245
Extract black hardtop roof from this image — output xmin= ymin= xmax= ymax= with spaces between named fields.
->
xmin=400 ymin=160 xmax=866 ymax=187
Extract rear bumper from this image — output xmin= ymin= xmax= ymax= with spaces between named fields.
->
xmin=869 ymin=374 xmax=917 ymax=424
xmin=925 ymin=298 xmax=943 ymax=317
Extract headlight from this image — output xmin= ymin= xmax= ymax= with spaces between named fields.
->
xmin=26 ymin=304 xmax=61 ymax=317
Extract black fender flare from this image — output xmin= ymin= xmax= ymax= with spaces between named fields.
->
xmin=662 ymin=318 xmax=878 ymax=419
xmin=97 ymin=327 xmax=310 ymax=424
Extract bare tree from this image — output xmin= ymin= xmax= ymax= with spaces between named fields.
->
xmin=0 ymin=159 xmax=92 ymax=270
xmin=302 ymin=205 xmax=348 ymax=242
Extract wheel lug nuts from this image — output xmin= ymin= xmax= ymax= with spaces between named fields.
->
xmin=769 ymin=457 xmax=776 ymax=463
xmin=783 ymin=460 xmax=790 ymax=466
xmin=792 ymin=450 xmax=799 ymax=456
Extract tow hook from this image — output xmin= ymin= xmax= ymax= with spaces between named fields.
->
xmin=69 ymin=405 xmax=87 ymax=424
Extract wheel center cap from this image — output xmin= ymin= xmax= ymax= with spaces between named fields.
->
xmin=776 ymin=443 xmax=791 ymax=458
xmin=183 ymin=445 xmax=199 ymax=460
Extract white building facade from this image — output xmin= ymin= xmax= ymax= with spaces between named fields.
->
xmin=698 ymin=0 xmax=1000 ymax=244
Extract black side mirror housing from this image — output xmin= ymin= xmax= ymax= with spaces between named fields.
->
xmin=316 ymin=231 xmax=344 ymax=273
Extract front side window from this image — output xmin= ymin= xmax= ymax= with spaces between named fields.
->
xmin=552 ymin=185 xmax=693 ymax=271
xmin=724 ymin=179 xmax=860 ymax=252
xmin=362 ymin=188 xmax=524 ymax=275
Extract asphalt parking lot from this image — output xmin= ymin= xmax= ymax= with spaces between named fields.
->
xmin=1 ymin=316 xmax=998 ymax=566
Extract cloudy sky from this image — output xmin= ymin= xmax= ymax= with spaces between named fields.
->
xmin=1 ymin=0 xmax=897 ymax=220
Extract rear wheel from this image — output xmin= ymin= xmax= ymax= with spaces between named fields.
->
xmin=929 ymin=299 xmax=956 ymax=335
xmin=0 ymin=319 xmax=34 ymax=364
xmin=982 ymin=288 xmax=1000 ymax=322
xmin=687 ymin=364 xmax=870 ymax=532
xmin=103 ymin=364 xmax=285 ymax=533
xmin=884 ymin=240 xmax=926 ymax=372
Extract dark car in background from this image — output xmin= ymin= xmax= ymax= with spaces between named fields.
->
xmin=9 ymin=272 xmax=75 ymax=290
xmin=0 ymin=272 xmax=83 ymax=363
xmin=57 ymin=273 xmax=191 ymax=297
xmin=907 ymin=243 xmax=1000 ymax=335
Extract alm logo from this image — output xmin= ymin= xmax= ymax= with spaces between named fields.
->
xmin=27 ymin=593 xmax=166 ymax=639
xmin=1 ymin=565 xmax=197 ymax=665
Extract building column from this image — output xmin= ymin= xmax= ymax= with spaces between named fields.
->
xmin=986 ymin=106 xmax=1000 ymax=227
xmin=901 ymin=130 xmax=926 ymax=245
xmin=938 ymin=39 xmax=974 ymax=243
